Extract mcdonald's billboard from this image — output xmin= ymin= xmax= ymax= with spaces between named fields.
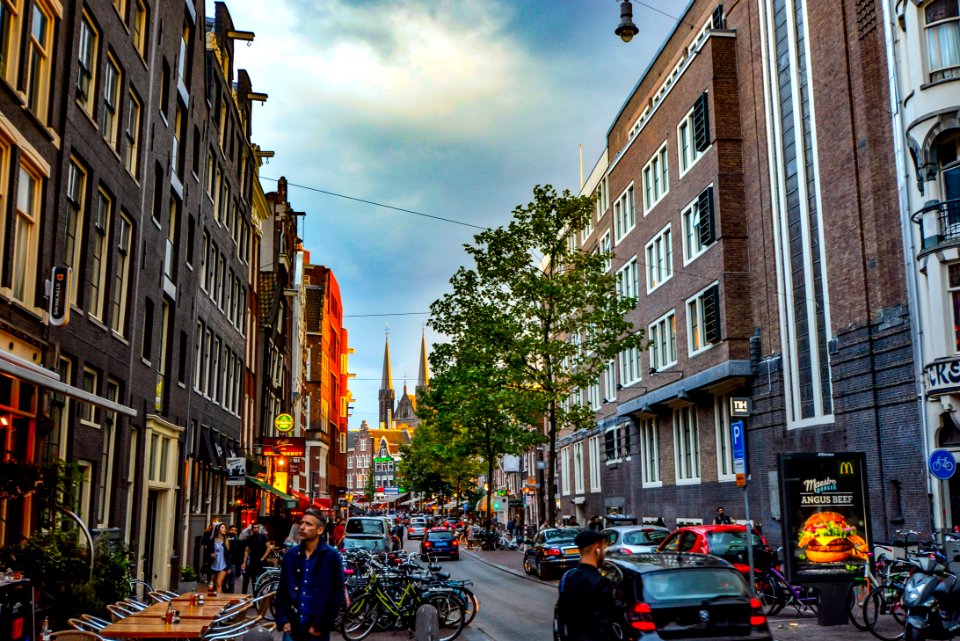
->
xmin=778 ymin=452 xmax=871 ymax=583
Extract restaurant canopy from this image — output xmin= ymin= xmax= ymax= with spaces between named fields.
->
xmin=245 ymin=476 xmax=297 ymax=509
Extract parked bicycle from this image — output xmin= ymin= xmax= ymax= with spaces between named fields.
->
xmin=755 ymin=548 xmax=818 ymax=616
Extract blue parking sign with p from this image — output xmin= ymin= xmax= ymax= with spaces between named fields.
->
xmin=731 ymin=419 xmax=747 ymax=474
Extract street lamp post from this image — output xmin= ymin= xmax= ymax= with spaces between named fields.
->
xmin=615 ymin=1 xmax=640 ymax=43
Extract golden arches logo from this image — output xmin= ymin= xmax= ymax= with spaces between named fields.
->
xmin=839 ymin=461 xmax=855 ymax=476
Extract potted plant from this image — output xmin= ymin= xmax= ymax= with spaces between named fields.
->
xmin=179 ymin=565 xmax=199 ymax=593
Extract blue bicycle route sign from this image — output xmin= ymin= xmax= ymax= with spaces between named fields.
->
xmin=929 ymin=448 xmax=957 ymax=481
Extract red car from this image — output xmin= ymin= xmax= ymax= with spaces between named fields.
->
xmin=657 ymin=525 xmax=773 ymax=575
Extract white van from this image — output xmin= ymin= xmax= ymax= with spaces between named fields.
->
xmin=343 ymin=517 xmax=392 ymax=551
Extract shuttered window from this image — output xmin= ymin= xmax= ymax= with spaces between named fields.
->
xmin=693 ymin=92 xmax=710 ymax=152
xmin=682 ymin=186 xmax=715 ymax=263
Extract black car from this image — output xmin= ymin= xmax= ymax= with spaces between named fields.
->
xmin=523 ymin=527 xmax=582 ymax=580
xmin=561 ymin=553 xmax=772 ymax=641
xmin=420 ymin=528 xmax=460 ymax=560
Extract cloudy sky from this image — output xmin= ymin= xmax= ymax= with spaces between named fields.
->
xmin=216 ymin=0 xmax=690 ymax=428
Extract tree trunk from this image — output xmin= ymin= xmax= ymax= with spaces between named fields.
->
xmin=546 ymin=398 xmax=558 ymax=525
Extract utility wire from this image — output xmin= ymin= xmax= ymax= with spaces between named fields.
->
xmin=344 ymin=312 xmax=430 ymax=318
xmin=259 ymin=176 xmax=489 ymax=231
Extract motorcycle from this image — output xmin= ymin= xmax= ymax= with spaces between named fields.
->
xmin=902 ymin=553 xmax=960 ymax=640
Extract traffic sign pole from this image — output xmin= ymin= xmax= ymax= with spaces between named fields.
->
xmin=730 ymin=418 xmax=754 ymax=595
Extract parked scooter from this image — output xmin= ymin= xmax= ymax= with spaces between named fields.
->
xmin=902 ymin=551 xmax=960 ymax=640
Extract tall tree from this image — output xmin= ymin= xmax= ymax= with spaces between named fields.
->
xmin=430 ymin=185 xmax=644 ymax=524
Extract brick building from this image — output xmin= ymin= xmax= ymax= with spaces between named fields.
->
xmin=554 ymin=0 xmax=929 ymax=543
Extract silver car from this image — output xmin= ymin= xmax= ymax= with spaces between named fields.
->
xmin=407 ymin=517 xmax=428 ymax=540
xmin=603 ymin=525 xmax=670 ymax=555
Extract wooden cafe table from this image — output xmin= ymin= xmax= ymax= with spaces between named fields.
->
xmin=99 ymin=617 xmax=211 ymax=639
xmin=140 ymin=601 xmax=231 ymax=620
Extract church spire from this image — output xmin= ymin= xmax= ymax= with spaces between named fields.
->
xmin=417 ymin=331 xmax=430 ymax=393
xmin=379 ymin=329 xmax=395 ymax=428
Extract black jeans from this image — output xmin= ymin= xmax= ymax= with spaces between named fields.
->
xmin=242 ymin=561 xmax=264 ymax=593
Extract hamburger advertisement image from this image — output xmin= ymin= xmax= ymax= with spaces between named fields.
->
xmin=779 ymin=452 xmax=872 ymax=582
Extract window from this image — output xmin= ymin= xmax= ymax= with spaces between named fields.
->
xmin=133 ymin=0 xmax=147 ymax=57
xmin=715 ymin=394 xmax=735 ymax=481
xmin=649 ymin=311 xmax=677 ymax=371
xmin=573 ymin=442 xmax=584 ymax=494
xmin=642 ymin=144 xmax=669 ymax=212
xmin=560 ymin=446 xmax=570 ymax=495
xmin=112 ymin=0 xmax=125 ymax=20
xmin=605 ymin=421 xmax=629 ymax=462
xmin=926 ymin=0 xmax=960 ymax=82
xmin=202 ymin=328 xmax=211 ymax=394
xmin=596 ymin=176 xmax=610 ymax=219
xmin=211 ymin=337 xmax=221 ymax=403
xmin=687 ymin=283 xmax=720 ymax=355
xmin=682 ymin=187 xmax=716 ymax=263
xmin=110 ymin=212 xmax=133 ymax=335
xmin=156 ymin=300 xmax=171 ymax=412
xmin=950 ymin=264 xmax=960 ymax=351
xmin=674 ymin=406 xmax=700 ymax=483
xmin=603 ymin=359 xmax=616 ymax=403
xmin=619 ymin=340 xmax=642 ymax=387
xmin=87 ymin=189 xmax=111 ymax=320
xmin=614 ymin=184 xmax=636 ymax=243
xmin=77 ymin=12 xmax=98 ymax=113
xmin=616 ymin=256 xmax=639 ymax=301
xmin=124 ymin=89 xmax=142 ymax=176
xmin=172 ymin=103 xmax=186 ymax=177
xmin=141 ymin=297 xmax=153 ymax=362
xmin=581 ymin=206 xmax=594 ymax=243
xmin=640 ymin=418 xmax=661 ymax=486
xmin=98 ymin=379 xmax=120 ymax=527
xmin=65 ymin=158 xmax=87 ymax=305
xmin=101 ymin=56 xmax=121 ymax=149
xmin=0 ymin=0 xmax=22 ymax=82
xmin=13 ymin=164 xmax=41 ymax=306
xmin=194 ymin=321 xmax=204 ymax=390
xmin=178 ymin=20 xmax=191 ymax=86
xmin=588 ymin=435 xmax=602 ymax=491
xmin=79 ymin=366 xmax=98 ymax=425
xmin=586 ymin=378 xmax=601 ymax=411
xmin=645 ymin=224 xmax=673 ymax=292
xmin=599 ymin=231 xmax=612 ymax=272
xmin=678 ymin=92 xmax=710 ymax=175
xmin=25 ymin=1 xmax=53 ymax=121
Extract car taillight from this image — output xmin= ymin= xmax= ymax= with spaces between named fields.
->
xmin=452 ymin=539 xmax=459 ymax=546
xmin=545 ymin=548 xmax=561 ymax=556
xmin=620 ymin=548 xmax=632 ymax=554
xmin=409 ymin=528 xmax=414 ymax=533
xmin=627 ymin=602 xmax=655 ymax=632
xmin=750 ymin=598 xmax=766 ymax=627
xmin=424 ymin=541 xmax=432 ymax=547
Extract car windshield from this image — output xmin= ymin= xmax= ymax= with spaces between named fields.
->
xmin=342 ymin=537 xmax=387 ymax=551
xmin=411 ymin=519 xmax=426 ymax=525
xmin=428 ymin=531 xmax=454 ymax=541
xmin=641 ymin=568 xmax=749 ymax=602
xmin=706 ymin=531 xmax=764 ymax=555
xmin=346 ymin=520 xmax=385 ymax=535
xmin=623 ymin=530 xmax=668 ymax=546
xmin=545 ymin=529 xmax=580 ymax=542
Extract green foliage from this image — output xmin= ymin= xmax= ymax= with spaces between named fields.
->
xmin=397 ymin=420 xmax=483 ymax=501
xmin=363 ymin=458 xmax=376 ymax=502
xmin=428 ymin=185 xmax=645 ymax=523
xmin=181 ymin=564 xmax=199 ymax=582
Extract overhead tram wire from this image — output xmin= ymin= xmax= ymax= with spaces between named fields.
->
xmin=259 ymin=176 xmax=489 ymax=231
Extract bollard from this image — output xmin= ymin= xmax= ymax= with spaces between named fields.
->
xmin=414 ymin=603 xmax=440 ymax=641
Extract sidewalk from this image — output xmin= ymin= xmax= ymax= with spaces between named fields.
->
xmin=464 ymin=548 xmax=879 ymax=641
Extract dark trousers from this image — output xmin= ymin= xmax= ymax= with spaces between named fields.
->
xmin=242 ymin=561 xmax=264 ymax=593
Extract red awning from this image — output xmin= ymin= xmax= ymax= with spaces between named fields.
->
xmin=291 ymin=490 xmax=333 ymax=511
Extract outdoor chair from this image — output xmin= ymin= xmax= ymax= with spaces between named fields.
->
xmin=121 ymin=598 xmax=148 ymax=611
xmin=67 ymin=619 xmax=103 ymax=633
xmin=157 ymin=589 xmax=180 ymax=599
xmin=148 ymin=590 xmax=173 ymax=603
xmin=50 ymin=631 xmax=105 ymax=641
xmin=214 ymin=591 xmax=274 ymax=625
xmin=106 ymin=603 xmax=134 ymax=620
xmin=201 ymin=615 xmax=263 ymax=641
xmin=79 ymin=614 xmax=111 ymax=630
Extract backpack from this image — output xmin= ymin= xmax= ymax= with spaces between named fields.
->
xmin=554 ymin=569 xmax=574 ymax=641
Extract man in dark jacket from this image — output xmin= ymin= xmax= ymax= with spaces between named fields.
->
xmin=275 ymin=509 xmax=346 ymax=641
xmin=555 ymin=529 xmax=615 ymax=641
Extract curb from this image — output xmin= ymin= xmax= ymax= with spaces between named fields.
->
xmin=463 ymin=549 xmax=554 ymax=585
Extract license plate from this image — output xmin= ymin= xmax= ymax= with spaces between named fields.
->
xmin=563 ymin=547 xmax=579 ymax=556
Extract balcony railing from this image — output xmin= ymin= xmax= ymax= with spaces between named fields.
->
xmin=912 ymin=198 xmax=960 ymax=254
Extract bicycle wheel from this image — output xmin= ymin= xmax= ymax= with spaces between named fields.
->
xmin=427 ymin=593 xmax=466 ymax=641
xmin=755 ymin=574 xmax=784 ymax=616
xmin=340 ymin=595 xmax=380 ymax=641
xmin=864 ymin=586 xmax=905 ymax=641
xmin=847 ymin=581 xmax=870 ymax=630
xmin=254 ymin=577 xmax=279 ymax=621
xmin=456 ymin=586 xmax=479 ymax=626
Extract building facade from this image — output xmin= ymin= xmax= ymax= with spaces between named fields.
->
xmin=556 ymin=0 xmax=929 ymax=544
xmin=890 ymin=0 xmax=960 ymax=533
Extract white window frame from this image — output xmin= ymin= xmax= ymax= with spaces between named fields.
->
xmin=603 ymin=359 xmax=617 ymax=404
xmin=596 ymin=176 xmax=610 ymax=220
xmin=619 ymin=341 xmax=642 ymax=388
xmin=600 ymin=231 xmax=612 ymax=272
xmin=645 ymin=224 xmax=673 ymax=293
xmin=616 ymin=256 xmax=639 ymax=301
xmin=681 ymin=187 xmax=714 ymax=265
xmin=79 ymin=366 xmax=99 ymax=427
xmin=588 ymin=435 xmax=602 ymax=492
xmin=604 ymin=423 xmax=625 ymax=464
xmin=686 ymin=282 xmax=719 ymax=357
xmin=678 ymin=106 xmax=707 ymax=176
xmin=586 ymin=378 xmax=601 ymax=411
xmin=573 ymin=442 xmax=585 ymax=494
xmin=560 ymin=446 xmax=571 ymax=496
xmin=613 ymin=183 xmax=636 ymax=244
xmin=642 ymin=143 xmax=669 ymax=213
xmin=649 ymin=311 xmax=678 ymax=371
xmin=673 ymin=405 xmax=700 ymax=484
xmin=715 ymin=394 xmax=735 ymax=482
xmin=640 ymin=417 xmax=662 ymax=487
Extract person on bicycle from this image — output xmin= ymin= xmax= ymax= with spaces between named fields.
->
xmin=276 ymin=509 xmax=346 ymax=641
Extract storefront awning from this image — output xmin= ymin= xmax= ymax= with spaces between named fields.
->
xmin=0 ymin=350 xmax=137 ymax=417
xmin=290 ymin=490 xmax=334 ymax=511
xmin=246 ymin=476 xmax=297 ymax=509
xmin=199 ymin=428 xmax=224 ymax=468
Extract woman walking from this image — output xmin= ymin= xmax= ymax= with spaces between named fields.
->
xmin=204 ymin=522 xmax=230 ymax=593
